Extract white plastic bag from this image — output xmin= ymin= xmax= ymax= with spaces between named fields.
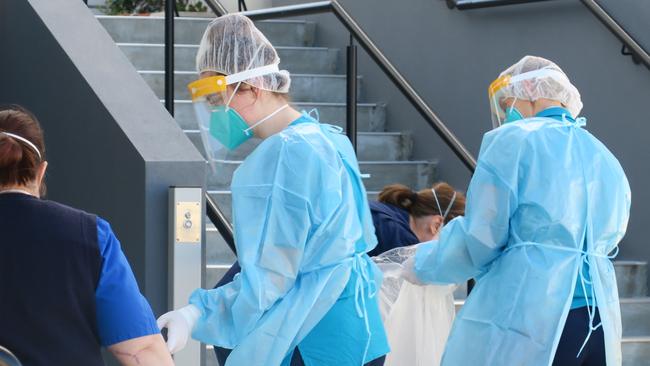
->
xmin=373 ymin=245 xmax=456 ymax=366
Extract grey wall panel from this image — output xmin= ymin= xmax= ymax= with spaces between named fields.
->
xmin=0 ymin=0 xmax=206 ymax=318
xmin=273 ymin=0 xmax=650 ymax=277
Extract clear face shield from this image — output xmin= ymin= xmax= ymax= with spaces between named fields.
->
xmin=488 ymin=74 xmax=515 ymax=129
xmin=488 ymin=68 xmax=571 ymax=129
xmin=187 ymin=64 xmax=281 ymax=163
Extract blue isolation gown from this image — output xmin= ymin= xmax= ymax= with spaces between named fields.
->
xmin=190 ymin=114 xmax=389 ymax=365
xmin=415 ymin=111 xmax=631 ymax=366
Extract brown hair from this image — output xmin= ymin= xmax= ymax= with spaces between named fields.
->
xmin=378 ymin=182 xmax=466 ymax=224
xmin=0 ymin=105 xmax=46 ymax=188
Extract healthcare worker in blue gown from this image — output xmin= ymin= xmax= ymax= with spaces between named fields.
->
xmin=406 ymin=56 xmax=631 ymax=366
xmin=156 ymin=14 xmax=389 ymax=366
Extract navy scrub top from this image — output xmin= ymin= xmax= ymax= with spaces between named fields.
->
xmin=368 ymin=201 xmax=419 ymax=257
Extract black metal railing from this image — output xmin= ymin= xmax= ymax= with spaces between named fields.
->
xmin=206 ymin=194 xmax=236 ymax=254
xmin=164 ymin=0 xmax=175 ymax=115
xmin=346 ymin=35 xmax=358 ymax=151
xmin=447 ymin=0 xmax=650 ymax=69
xmin=447 ymin=0 xmax=555 ymax=10
xmin=581 ymin=0 xmax=650 ymax=69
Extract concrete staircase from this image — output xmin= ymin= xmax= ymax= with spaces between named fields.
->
xmin=454 ymin=261 xmax=650 ymax=365
xmin=97 ymin=14 xmax=649 ymax=366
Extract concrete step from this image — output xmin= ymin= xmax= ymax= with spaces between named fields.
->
xmin=97 ymin=16 xmax=316 ymax=46
xmin=140 ymin=71 xmax=362 ymax=103
xmin=206 ymin=264 xmax=231 ymax=288
xmin=185 ymin=130 xmax=413 ymax=161
xmin=118 ymin=43 xmax=340 ymax=74
xmin=616 ymin=261 xmax=648 ymax=298
xmin=623 ymin=337 xmax=650 ymax=366
xmin=621 ymin=298 xmax=650 ymax=338
xmin=206 ymin=160 xmax=436 ymax=191
xmin=173 ymin=100 xmax=387 ymax=132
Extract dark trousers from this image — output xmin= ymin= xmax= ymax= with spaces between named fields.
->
xmin=213 ymin=262 xmax=386 ymax=366
xmin=552 ymin=306 xmax=606 ymax=366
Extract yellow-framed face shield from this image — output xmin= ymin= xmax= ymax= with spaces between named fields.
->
xmin=488 ymin=68 xmax=573 ymax=129
xmin=186 ymin=64 xmax=282 ymax=164
xmin=488 ymin=74 xmax=513 ymax=129
xmin=188 ymin=75 xmax=229 ymax=106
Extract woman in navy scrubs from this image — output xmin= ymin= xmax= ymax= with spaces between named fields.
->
xmin=368 ymin=182 xmax=465 ymax=257
xmin=0 ymin=106 xmax=173 ymax=366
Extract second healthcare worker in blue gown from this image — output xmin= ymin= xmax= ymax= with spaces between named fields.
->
xmin=406 ymin=56 xmax=631 ymax=366
xmin=157 ymin=14 xmax=389 ymax=366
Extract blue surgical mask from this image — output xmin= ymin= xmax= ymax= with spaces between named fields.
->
xmin=504 ymin=106 xmax=525 ymax=124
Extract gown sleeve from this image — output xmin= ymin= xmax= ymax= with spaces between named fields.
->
xmin=189 ymin=133 xmax=342 ymax=347
xmin=415 ymin=127 xmax=524 ymax=285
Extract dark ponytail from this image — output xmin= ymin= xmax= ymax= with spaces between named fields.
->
xmin=378 ymin=184 xmax=419 ymax=211
xmin=378 ymin=182 xmax=466 ymax=224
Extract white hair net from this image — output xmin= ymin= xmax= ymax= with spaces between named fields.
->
xmin=196 ymin=14 xmax=291 ymax=93
xmin=498 ymin=55 xmax=583 ymax=118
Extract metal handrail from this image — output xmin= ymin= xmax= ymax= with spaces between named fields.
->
xmin=581 ymin=0 xmax=650 ymax=69
xmin=447 ymin=0 xmax=555 ymax=9
xmin=448 ymin=0 xmax=650 ymax=69
xmin=206 ymin=193 xmax=236 ymax=254
xmin=205 ymin=0 xmax=228 ymax=16
xmin=164 ymin=0 xmax=175 ymax=115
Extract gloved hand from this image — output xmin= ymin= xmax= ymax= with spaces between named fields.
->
xmin=157 ymin=304 xmax=201 ymax=354
xmin=402 ymin=256 xmax=425 ymax=285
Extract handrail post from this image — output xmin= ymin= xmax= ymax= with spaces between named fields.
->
xmin=164 ymin=0 xmax=175 ymax=115
xmin=346 ymin=34 xmax=358 ymax=151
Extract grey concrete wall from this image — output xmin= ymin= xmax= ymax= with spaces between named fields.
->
xmin=0 ymin=0 xmax=206 ymax=320
xmin=272 ymin=0 xmax=650 ymax=270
